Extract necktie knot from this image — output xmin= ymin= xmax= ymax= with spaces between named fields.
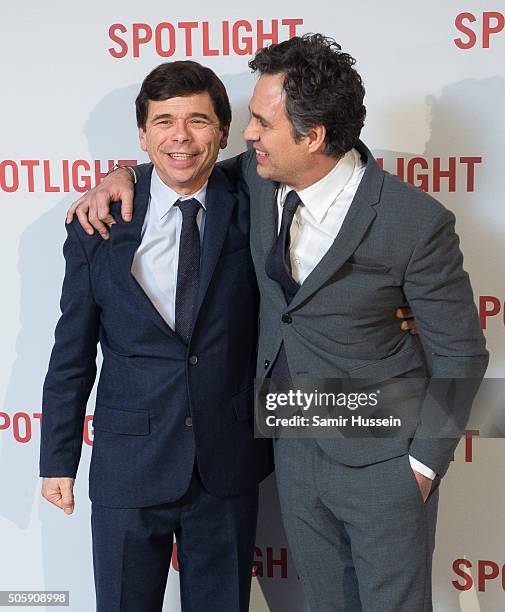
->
xmin=175 ymin=197 xmax=201 ymax=219
xmin=283 ymin=190 xmax=301 ymax=220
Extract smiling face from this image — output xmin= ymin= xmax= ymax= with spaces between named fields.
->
xmin=243 ymin=73 xmax=314 ymax=189
xmin=138 ymin=92 xmax=228 ymax=195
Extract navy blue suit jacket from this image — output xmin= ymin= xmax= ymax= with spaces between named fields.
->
xmin=40 ymin=163 xmax=273 ymax=507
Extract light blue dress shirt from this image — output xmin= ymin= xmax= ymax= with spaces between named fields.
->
xmin=131 ymin=168 xmax=207 ymax=330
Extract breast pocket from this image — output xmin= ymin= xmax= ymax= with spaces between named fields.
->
xmin=342 ymin=257 xmax=391 ymax=275
xmin=328 ymin=258 xmax=405 ymax=354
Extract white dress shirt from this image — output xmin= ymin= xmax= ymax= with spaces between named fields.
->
xmin=277 ymin=148 xmax=436 ymax=480
xmin=131 ymin=168 xmax=207 ymax=331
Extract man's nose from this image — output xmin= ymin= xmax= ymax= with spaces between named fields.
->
xmin=171 ymin=119 xmax=191 ymax=143
xmin=243 ymin=118 xmax=258 ymax=142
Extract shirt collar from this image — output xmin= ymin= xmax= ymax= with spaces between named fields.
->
xmin=281 ymin=148 xmax=360 ymax=224
xmin=150 ymin=168 xmax=208 ymax=221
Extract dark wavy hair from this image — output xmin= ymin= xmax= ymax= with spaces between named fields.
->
xmin=248 ymin=34 xmax=366 ymax=157
xmin=136 ymin=60 xmax=231 ymax=131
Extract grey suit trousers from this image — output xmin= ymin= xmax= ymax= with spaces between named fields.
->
xmin=274 ymin=438 xmax=439 ymax=612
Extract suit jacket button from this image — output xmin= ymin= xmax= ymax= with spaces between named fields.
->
xmin=281 ymin=314 xmax=292 ymax=324
xmin=264 ymin=360 xmax=271 ymax=369
xmin=189 ymin=355 xmax=198 ymax=365
xmin=185 ymin=417 xmax=193 ymax=427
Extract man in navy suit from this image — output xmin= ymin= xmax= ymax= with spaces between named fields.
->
xmin=40 ymin=61 xmax=273 ymax=611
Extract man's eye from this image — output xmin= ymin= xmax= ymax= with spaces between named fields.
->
xmin=189 ymin=119 xmax=208 ymax=127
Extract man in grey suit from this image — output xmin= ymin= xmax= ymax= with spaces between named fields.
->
xmin=68 ymin=36 xmax=487 ymax=611
xmin=238 ymin=35 xmax=487 ymax=611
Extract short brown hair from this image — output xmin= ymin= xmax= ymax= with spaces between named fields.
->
xmin=136 ymin=61 xmax=232 ymax=131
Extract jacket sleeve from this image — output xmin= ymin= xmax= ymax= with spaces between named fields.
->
xmin=403 ymin=208 xmax=488 ymax=477
xmin=39 ymin=222 xmax=100 ymax=477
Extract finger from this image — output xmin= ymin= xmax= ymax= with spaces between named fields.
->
xmin=121 ymin=190 xmax=134 ymax=222
xmin=395 ymin=307 xmax=413 ymax=319
xmin=45 ymin=491 xmax=64 ymax=509
xmin=401 ymin=321 xmax=419 ymax=335
xmin=42 ymin=484 xmax=65 ymax=510
xmin=96 ymin=192 xmax=113 ymax=222
xmin=88 ymin=193 xmax=109 ymax=240
xmin=402 ymin=319 xmax=419 ymax=335
xmin=66 ymin=198 xmax=83 ymax=224
xmin=75 ymin=207 xmax=95 ymax=235
xmin=88 ymin=207 xmax=110 ymax=240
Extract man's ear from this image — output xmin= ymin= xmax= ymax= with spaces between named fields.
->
xmin=220 ymin=126 xmax=229 ymax=149
xmin=138 ymin=127 xmax=147 ymax=152
xmin=307 ymin=124 xmax=326 ymax=154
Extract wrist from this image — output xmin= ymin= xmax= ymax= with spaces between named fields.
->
xmin=106 ymin=164 xmax=137 ymax=185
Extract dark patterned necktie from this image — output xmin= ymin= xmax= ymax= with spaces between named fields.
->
xmin=265 ymin=190 xmax=301 ymax=296
xmin=174 ymin=198 xmax=201 ymax=343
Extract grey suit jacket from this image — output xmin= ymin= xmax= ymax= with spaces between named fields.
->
xmin=237 ymin=140 xmax=488 ymax=477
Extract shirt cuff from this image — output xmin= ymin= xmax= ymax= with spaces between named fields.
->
xmin=409 ymin=455 xmax=436 ymax=480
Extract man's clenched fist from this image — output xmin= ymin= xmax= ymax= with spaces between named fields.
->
xmin=41 ymin=477 xmax=75 ymax=515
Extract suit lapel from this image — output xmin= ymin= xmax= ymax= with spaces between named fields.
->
xmin=257 ymin=179 xmax=278 ymax=257
xmin=283 ymin=141 xmax=384 ymax=312
xmin=108 ymin=164 xmax=180 ymax=341
xmin=251 ymin=177 xmax=289 ymax=307
xmin=287 ymin=190 xmax=377 ymax=311
xmin=193 ymin=166 xmax=237 ymax=319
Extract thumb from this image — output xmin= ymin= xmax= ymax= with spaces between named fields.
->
xmin=60 ymin=481 xmax=75 ymax=515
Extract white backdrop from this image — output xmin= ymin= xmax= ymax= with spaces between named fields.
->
xmin=1 ymin=2 xmax=504 ymax=610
